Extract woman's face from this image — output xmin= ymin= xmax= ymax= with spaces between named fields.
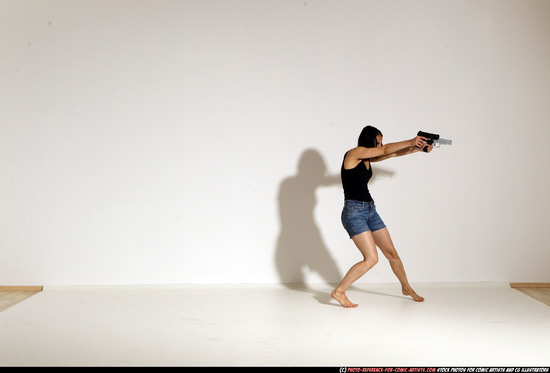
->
xmin=376 ymin=135 xmax=383 ymax=147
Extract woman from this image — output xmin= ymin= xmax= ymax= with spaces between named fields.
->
xmin=331 ymin=126 xmax=432 ymax=308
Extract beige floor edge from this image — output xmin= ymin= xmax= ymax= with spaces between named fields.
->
xmin=0 ymin=288 xmax=43 ymax=313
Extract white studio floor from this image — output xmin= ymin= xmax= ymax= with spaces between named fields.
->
xmin=1 ymin=282 xmax=549 ymax=367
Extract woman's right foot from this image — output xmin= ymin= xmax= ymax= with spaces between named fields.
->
xmin=402 ymin=288 xmax=425 ymax=302
xmin=331 ymin=289 xmax=358 ymax=308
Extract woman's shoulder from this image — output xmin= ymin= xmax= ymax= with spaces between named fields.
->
xmin=345 ymin=147 xmax=368 ymax=159
xmin=343 ymin=148 xmax=368 ymax=170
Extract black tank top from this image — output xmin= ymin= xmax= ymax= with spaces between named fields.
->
xmin=341 ymin=151 xmax=373 ymax=202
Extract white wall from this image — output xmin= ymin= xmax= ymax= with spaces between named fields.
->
xmin=1 ymin=0 xmax=549 ymax=286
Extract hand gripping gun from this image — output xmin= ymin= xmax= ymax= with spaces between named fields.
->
xmin=417 ymin=130 xmax=453 ymax=152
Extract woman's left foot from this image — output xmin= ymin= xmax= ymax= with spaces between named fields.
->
xmin=403 ymin=288 xmax=424 ymax=302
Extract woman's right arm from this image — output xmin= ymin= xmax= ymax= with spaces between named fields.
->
xmin=349 ymin=136 xmax=427 ymax=160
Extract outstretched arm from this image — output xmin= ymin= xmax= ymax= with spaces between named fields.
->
xmin=349 ymin=136 xmax=427 ymax=160
xmin=370 ymin=141 xmax=433 ymax=163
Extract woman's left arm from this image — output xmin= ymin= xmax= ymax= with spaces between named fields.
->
xmin=370 ymin=143 xmax=432 ymax=163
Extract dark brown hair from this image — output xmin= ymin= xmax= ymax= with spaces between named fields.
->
xmin=358 ymin=126 xmax=382 ymax=148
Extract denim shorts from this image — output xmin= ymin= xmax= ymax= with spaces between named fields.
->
xmin=341 ymin=200 xmax=386 ymax=238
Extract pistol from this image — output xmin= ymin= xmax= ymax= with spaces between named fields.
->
xmin=417 ymin=130 xmax=453 ymax=152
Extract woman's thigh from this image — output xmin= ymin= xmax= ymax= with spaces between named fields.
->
xmin=351 ymin=230 xmax=379 ymax=262
xmin=372 ymin=227 xmax=399 ymax=259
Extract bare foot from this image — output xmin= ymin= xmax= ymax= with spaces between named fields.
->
xmin=403 ymin=288 xmax=424 ymax=302
xmin=331 ymin=290 xmax=358 ymax=308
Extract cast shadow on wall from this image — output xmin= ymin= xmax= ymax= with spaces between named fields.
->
xmin=274 ymin=149 xmax=395 ymax=306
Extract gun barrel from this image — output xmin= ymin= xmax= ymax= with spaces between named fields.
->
xmin=434 ymin=138 xmax=452 ymax=146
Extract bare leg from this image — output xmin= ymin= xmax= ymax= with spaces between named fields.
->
xmin=372 ymin=228 xmax=424 ymax=302
xmin=332 ymin=231 xmax=379 ymax=307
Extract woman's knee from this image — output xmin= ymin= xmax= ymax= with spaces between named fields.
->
xmin=384 ymin=249 xmax=400 ymax=262
xmin=362 ymin=256 xmax=378 ymax=271
xmin=384 ymin=249 xmax=401 ymax=262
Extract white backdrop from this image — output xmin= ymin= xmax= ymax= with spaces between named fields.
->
xmin=1 ymin=0 xmax=549 ymax=285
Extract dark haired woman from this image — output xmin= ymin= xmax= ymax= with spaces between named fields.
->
xmin=331 ymin=126 xmax=432 ymax=308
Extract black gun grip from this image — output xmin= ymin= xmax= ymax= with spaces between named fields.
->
xmin=418 ymin=131 xmax=438 ymax=152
